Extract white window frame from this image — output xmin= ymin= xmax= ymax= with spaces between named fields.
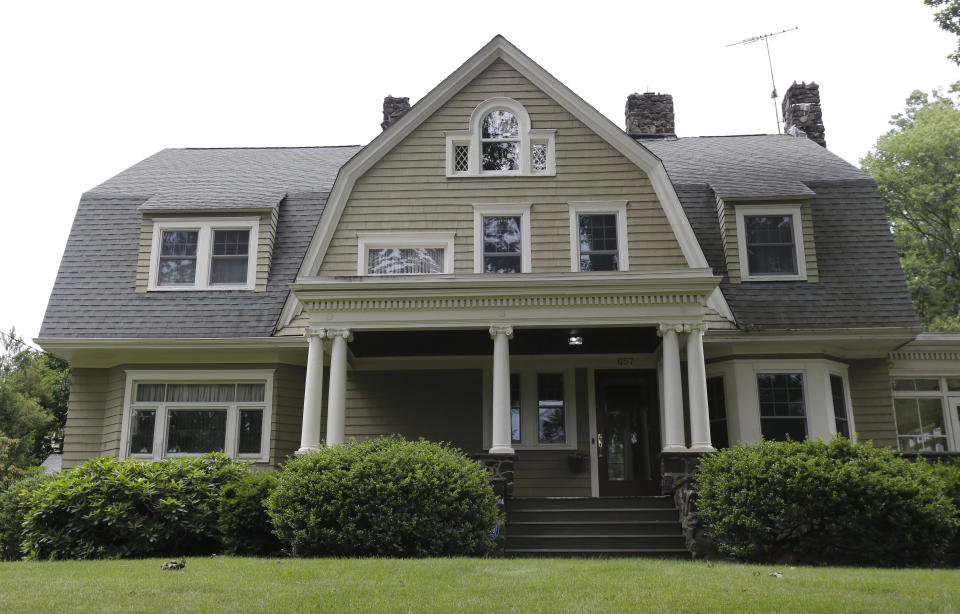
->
xmin=356 ymin=231 xmax=455 ymax=276
xmin=827 ymin=369 xmax=855 ymax=439
xmin=473 ymin=203 xmax=532 ymax=273
xmin=148 ymin=218 xmax=259 ymax=291
xmin=735 ymin=204 xmax=807 ymax=281
xmin=118 ymin=370 xmax=274 ymax=463
xmin=506 ymin=367 xmax=578 ymax=451
xmin=445 ymin=97 xmax=556 ymax=177
xmin=889 ymin=376 xmax=960 ymax=452
xmin=754 ymin=369 xmax=811 ymax=441
xmin=568 ymin=201 xmax=630 ymax=272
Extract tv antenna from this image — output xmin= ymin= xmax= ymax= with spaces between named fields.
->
xmin=727 ymin=26 xmax=799 ymax=133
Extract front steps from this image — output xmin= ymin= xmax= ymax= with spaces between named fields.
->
xmin=504 ymin=496 xmax=688 ymax=558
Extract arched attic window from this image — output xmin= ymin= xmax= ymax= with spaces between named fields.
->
xmin=445 ymin=97 xmax=556 ymax=177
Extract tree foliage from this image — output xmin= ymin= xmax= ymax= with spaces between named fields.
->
xmin=925 ymin=0 xmax=960 ymax=64
xmin=0 ymin=330 xmax=69 ymax=473
xmin=861 ymin=83 xmax=960 ymax=330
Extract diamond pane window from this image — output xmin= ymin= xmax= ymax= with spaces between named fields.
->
xmin=454 ymin=145 xmax=469 ymax=172
xmin=578 ymin=214 xmax=619 ymax=271
xmin=158 ymin=230 xmax=199 ymax=285
xmin=757 ymin=373 xmax=807 ymax=441
xmin=482 ymin=215 xmax=522 ymax=273
xmin=367 ymin=247 xmax=444 ymax=275
xmin=531 ymin=143 xmax=547 ymax=171
xmin=210 ymin=230 xmax=250 ymax=285
xmin=745 ymin=215 xmax=797 ymax=275
xmin=537 ymin=373 xmax=566 ymax=444
xmin=481 ymin=110 xmax=520 ymax=171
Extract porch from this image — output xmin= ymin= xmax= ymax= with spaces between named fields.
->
xmin=290 ymin=270 xmax=723 ymax=498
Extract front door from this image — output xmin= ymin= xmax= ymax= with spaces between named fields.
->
xmin=595 ymin=369 xmax=661 ymax=496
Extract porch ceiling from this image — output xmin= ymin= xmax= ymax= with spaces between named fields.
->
xmin=349 ymin=327 xmax=661 ymax=358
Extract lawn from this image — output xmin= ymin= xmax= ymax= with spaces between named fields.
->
xmin=0 ymin=557 xmax=957 ymax=613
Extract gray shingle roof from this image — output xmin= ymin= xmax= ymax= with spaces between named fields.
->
xmin=39 ymin=147 xmax=360 ymax=338
xmin=40 ymin=134 xmax=918 ymax=339
xmin=645 ymin=135 xmax=918 ymax=330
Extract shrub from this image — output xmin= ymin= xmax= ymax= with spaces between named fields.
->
xmin=218 ymin=471 xmax=281 ymax=555
xmin=266 ymin=437 xmax=499 ymax=557
xmin=21 ymin=454 xmax=249 ymax=559
xmin=695 ymin=438 xmax=959 ymax=566
xmin=0 ymin=472 xmax=52 ymax=561
xmin=924 ymin=459 xmax=960 ymax=566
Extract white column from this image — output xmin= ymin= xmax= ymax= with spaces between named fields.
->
xmin=686 ymin=323 xmax=715 ymax=452
xmin=325 ymin=328 xmax=352 ymax=447
xmin=489 ymin=325 xmax=515 ymax=455
xmin=660 ymin=323 xmax=686 ymax=451
xmin=297 ymin=328 xmax=326 ymax=454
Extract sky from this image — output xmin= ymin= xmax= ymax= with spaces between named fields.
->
xmin=0 ymin=0 xmax=956 ymax=343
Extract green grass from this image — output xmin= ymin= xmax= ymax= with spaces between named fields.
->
xmin=0 ymin=557 xmax=957 ymax=613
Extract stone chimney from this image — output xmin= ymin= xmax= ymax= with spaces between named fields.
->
xmin=625 ymin=92 xmax=676 ymax=139
xmin=782 ymin=82 xmax=826 ymax=147
xmin=381 ymin=96 xmax=411 ymax=131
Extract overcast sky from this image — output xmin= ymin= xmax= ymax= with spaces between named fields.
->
xmin=1 ymin=0 xmax=956 ymax=343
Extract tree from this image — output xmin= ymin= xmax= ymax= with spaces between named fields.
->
xmin=0 ymin=330 xmax=69 ymax=472
xmin=925 ymin=0 xmax=960 ymax=64
xmin=861 ymin=83 xmax=960 ymax=330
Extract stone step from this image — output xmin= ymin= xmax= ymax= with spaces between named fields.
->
xmin=507 ymin=534 xmax=686 ymax=551
xmin=507 ymin=496 xmax=675 ymax=511
xmin=505 ymin=548 xmax=690 ymax=559
xmin=507 ymin=508 xmax=679 ymax=523
xmin=509 ymin=520 xmax=680 ymax=536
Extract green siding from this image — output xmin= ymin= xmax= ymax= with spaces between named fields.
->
xmin=722 ymin=199 xmax=819 ymax=284
xmin=319 ymin=59 xmax=688 ymax=277
xmin=848 ymin=359 xmax=897 ymax=448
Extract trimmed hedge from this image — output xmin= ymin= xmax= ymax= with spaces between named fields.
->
xmin=925 ymin=459 xmax=960 ymax=566
xmin=218 ymin=471 xmax=281 ymax=556
xmin=266 ymin=437 xmax=499 ymax=557
xmin=696 ymin=438 xmax=959 ymax=566
xmin=22 ymin=454 xmax=248 ymax=559
xmin=0 ymin=472 xmax=52 ymax=561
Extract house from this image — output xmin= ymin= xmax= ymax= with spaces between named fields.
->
xmin=36 ymin=36 xmax=959 ymax=554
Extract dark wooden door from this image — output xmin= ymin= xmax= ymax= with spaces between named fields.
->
xmin=595 ymin=370 xmax=661 ymax=496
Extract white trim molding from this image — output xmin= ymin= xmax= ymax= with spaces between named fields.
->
xmin=734 ymin=203 xmax=808 ymax=281
xmin=118 ymin=369 xmax=275 ymax=463
xmin=445 ymin=97 xmax=556 ymax=177
xmin=473 ymin=203 xmax=533 ymax=274
xmin=356 ymin=231 xmax=456 ymax=276
xmin=148 ymin=217 xmax=259 ymax=291
xmin=568 ymin=201 xmax=629 ymax=272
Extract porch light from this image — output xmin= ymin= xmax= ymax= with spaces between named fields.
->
xmin=568 ymin=335 xmax=583 ymax=346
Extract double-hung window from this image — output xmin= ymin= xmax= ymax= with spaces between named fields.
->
xmin=473 ymin=204 xmax=531 ymax=273
xmin=735 ymin=204 xmax=807 ymax=281
xmin=122 ymin=371 xmax=273 ymax=462
xmin=756 ymin=372 xmax=807 ymax=441
xmin=150 ymin=219 xmax=258 ymax=290
xmin=568 ymin=201 xmax=629 ymax=272
xmin=357 ymin=232 xmax=455 ymax=276
xmin=830 ymin=374 xmax=851 ymax=438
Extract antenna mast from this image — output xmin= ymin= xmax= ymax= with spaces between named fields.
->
xmin=727 ymin=26 xmax=798 ymax=133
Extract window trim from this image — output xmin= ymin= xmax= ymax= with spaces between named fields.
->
xmin=356 ymin=231 xmax=455 ymax=276
xmin=889 ymin=375 xmax=960 ymax=452
xmin=119 ymin=370 xmax=274 ymax=463
xmin=445 ymin=97 xmax=556 ymax=177
xmin=148 ymin=218 xmax=259 ymax=291
xmin=568 ymin=201 xmax=629 ymax=272
xmin=506 ymin=367 xmax=578 ymax=450
xmin=828 ymin=370 xmax=855 ymax=439
xmin=473 ymin=203 xmax=532 ymax=273
xmin=735 ymin=204 xmax=807 ymax=281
